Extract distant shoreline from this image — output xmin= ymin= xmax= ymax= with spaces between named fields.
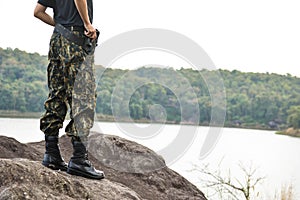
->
xmin=1 ymin=111 xmax=299 ymax=138
xmin=0 ymin=111 xmax=42 ymax=119
xmin=276 ymin=128 xmax=300 ymax=138
xmin=0 ymin=110 xmax=285 ymax=131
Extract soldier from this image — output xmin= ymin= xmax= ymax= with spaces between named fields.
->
xmin=34 ymin=0 xmax=104 ymax=179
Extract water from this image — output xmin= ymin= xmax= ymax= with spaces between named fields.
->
xmin=0 ymin=118 xmax=299 ymax=199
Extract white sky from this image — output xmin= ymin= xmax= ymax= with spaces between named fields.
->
xmin=0 ymin=0 xmax=300 ymax=77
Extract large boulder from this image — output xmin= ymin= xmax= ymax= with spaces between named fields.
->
xmin=0 ymin=134 xmax=207 ymax=200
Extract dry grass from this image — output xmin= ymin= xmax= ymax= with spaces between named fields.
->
xmin=271 ymin=183 xmax=294 ymax=200
xmin=280 ymin=184 xmax=293 ymax=200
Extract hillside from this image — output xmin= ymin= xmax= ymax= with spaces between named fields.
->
xmin=1 ymin=47 xmax=300 ymax=129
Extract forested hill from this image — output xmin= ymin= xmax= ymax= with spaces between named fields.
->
xmin=1 ymin=47 xmax=300 ymax=129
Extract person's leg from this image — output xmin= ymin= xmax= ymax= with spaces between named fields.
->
xmin=40 ymin=60 xmax=68 ymax=171
xmin=65 ymin=54 xmax=104 ymax=179
xmin=40 ymin=60 xmax=68 ymax=135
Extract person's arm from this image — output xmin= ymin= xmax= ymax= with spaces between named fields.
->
xmin=74 ymin=0 xmax=96 ymax=39
xmin=34 ymin=3 xmax=55 ymax=26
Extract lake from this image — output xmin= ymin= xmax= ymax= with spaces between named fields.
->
xmin=0 ymin=118 xmax=299 ymax=199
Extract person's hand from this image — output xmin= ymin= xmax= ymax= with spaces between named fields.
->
xmin=84 ymin=23 xmax=97 ymax=40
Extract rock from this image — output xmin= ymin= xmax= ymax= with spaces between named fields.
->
xmin=0 ymin=159 xmax=142 ymax=200
xmin=0 ymin=136 xmax=42 ymax=160
xmin=88 ymin=133 xmax=166 ymax=173
xmin=0 ymin=133 xmax=207 ymax=200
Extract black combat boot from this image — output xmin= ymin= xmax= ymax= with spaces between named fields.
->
xmin=67 ymin=137 xmax=105 ymax=179
xmin=42 ymin=135 xmax=68 ymax=171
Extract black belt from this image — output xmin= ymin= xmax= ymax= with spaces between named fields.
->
xmin=54 ymin=24 xmax=86 ymax=47
xmin=54 ymin=23 xmax=100 ymax=54
xmin=63 ymin=25 xmax=85 ymax=33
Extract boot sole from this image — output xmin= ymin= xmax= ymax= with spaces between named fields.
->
xmin=67 ymin=167 xmax=105 ymax=180
xmin=42 ymin=161 xmax=68 ymax=171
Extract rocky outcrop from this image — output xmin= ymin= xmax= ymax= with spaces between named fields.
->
xmin=0 ymin=133 xmax=207 ymax=200
xmin=0 ymin=159 xmax=141 ymax=200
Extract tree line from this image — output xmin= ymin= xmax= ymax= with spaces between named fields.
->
xmin=1 ymin=47 xmax=300 ymax=129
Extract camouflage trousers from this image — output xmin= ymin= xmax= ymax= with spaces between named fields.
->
xmin=40 ymin=31 xmax=96 ymax=138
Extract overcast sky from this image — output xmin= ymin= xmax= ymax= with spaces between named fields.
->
xmin=1 ymin=0 xmax=300 ymax=77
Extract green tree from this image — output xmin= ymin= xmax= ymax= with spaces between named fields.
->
xmin=2 ymin=47 xmax=300 ymax=128
xmin=287 ymin=106 xmax=300 ymax=129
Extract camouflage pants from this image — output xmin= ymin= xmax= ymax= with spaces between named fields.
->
xmin=40 ymin=31 xmax=96 ymax=138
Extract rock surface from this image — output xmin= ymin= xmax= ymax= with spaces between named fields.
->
xmin=0 ymin=133 xmax=207 ymax=200
xmin=0 ymin=159 xmax=141 ymax=200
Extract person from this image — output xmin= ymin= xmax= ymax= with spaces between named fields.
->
xmin=34 ymin=0 xmax=104 ymax=179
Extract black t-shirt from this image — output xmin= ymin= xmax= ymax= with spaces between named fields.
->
xmin=38 ymin=0 xmax=93 ymax=26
